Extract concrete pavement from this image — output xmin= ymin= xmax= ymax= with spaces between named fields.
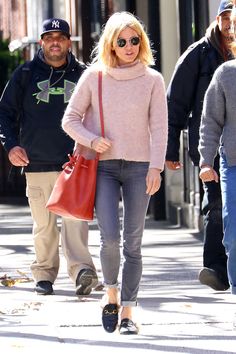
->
xmin=0 ymin=204 xmax=236 ymax=353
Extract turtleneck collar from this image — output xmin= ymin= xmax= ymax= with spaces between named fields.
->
xmin=105 ymin=60 xmax=146 ymax=81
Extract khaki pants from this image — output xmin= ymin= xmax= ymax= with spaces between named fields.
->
xmin=25 ymin=172 xmax=96 ymax=284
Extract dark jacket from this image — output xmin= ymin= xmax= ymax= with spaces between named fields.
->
xmin=166 ymin=23 xmax=232 ymax=166
xmin=0 ymin=49 xmax=85 ymax=172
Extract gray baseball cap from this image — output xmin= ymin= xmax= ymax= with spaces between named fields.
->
xmin=217 ymin=0 xmax=233 ymax=16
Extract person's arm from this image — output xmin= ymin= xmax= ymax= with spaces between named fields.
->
xmin=147 ymin=72 xmax=168 ymax=195
xmin=0 ymin=65 xmax=29 ymax=166
xmin=149 ymin=72 xmax=168 ymax=171
xmin=198 ymin=67 xmax=225 ymax=181
xmin=0 ymin=68 xmax=23 ymax=151
xmin=166 ymin=45 xmax=201 ymax=165
xmin=62 ymin=69 xmax=111 ymax=151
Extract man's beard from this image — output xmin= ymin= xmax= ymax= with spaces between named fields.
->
xmin=44 ymin=47 xmax=67 ymax=63
xmin=224 ymin=34 xmax=235 ymax=43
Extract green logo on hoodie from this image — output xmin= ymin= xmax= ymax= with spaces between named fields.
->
xmin=33 ymin=79 xmax=76 ymax=104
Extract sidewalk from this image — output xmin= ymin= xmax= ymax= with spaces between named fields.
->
xmin=0 ymin=204 xmax=236 ymax=354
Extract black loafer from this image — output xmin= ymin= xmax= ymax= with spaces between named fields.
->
xmin=119 ymin=318 xmax=139 ymax=335
xmin=102 ymin=304 xmax=119 ymax=333
xmin=35 ymin=281 xmax=54 ymax=295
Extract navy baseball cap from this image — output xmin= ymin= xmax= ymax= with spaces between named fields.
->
xmin=217 ymin=0 xmax=233 ymax=16
xmin=41 ymin=18 xmax=71 ymax=38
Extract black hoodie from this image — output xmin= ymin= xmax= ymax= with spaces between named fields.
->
xmin=0 ymin=49 xmax=85 ymax=172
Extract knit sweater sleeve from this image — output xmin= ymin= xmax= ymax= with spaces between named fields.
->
xmin=62 ymin=68 xmax=99 ymax=148
xmin=149 ymin=71 xmax=168 ymax=169
xmin=198 ymin=66 xmax=225 ymax=167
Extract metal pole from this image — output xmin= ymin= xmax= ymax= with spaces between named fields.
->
xmin=179 ymin=0 xmax=194 ymax=53
xmin=194 ymin=0 xmax=209 ymax=41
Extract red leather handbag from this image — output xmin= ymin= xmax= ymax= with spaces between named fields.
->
xmin=46 ymin=71 xmax=105 ymax=220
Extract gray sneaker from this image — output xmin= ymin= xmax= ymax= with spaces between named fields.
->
xmin=75 ymin=269 xmax=98 ymax=296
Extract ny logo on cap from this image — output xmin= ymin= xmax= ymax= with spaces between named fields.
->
xmin=51 ymin=20 xmax=60 ymax=29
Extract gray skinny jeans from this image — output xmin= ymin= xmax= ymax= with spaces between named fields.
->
xmin=95 ymin=159 xmax=150 ymax=306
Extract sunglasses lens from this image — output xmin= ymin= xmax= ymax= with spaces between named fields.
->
xmin=117 ymin=38 xmax=126 ymax=47
xmin=131 ymin=37 xmax=140 ymax=45
xmin=117 ymin=37 xmax=140 ymax=47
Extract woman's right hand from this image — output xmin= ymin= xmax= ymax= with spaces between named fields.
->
xmin=91 ymin=137 xmax=112 ymax=153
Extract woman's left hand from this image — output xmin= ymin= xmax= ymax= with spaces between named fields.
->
xmin=146 ymin=168 xmax=162 ymax=195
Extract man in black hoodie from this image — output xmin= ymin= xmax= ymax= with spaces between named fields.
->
xmin=0 ymin=18 xmax=98 ymax=296
xmin=166 ymin=1 xmax=234 ymax=291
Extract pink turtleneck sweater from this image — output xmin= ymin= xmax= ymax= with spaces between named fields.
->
xmin=62 ymin=61 xmax=168 ymax=169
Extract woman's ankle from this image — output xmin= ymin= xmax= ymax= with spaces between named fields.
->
xmin=106 ymin=288 xmax=119 ymax=304
xmin=120 ymin=306 xmax=133 ymax=320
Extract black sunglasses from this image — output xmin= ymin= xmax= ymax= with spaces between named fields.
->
xmin=117 ymin=36 xmax=140 ymax=48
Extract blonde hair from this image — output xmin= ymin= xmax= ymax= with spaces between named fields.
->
xmin=91 ymin=12 xmax=155 ymax=67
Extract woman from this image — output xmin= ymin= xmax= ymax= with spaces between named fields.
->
xmin=199 ymin=7 xmax=236 ymax=310
xmin=62 ymin=11 xmax=167 ymax=335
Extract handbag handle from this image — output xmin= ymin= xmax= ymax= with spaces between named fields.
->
xmin=98 ymin=71 xmax=105 ymax=138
